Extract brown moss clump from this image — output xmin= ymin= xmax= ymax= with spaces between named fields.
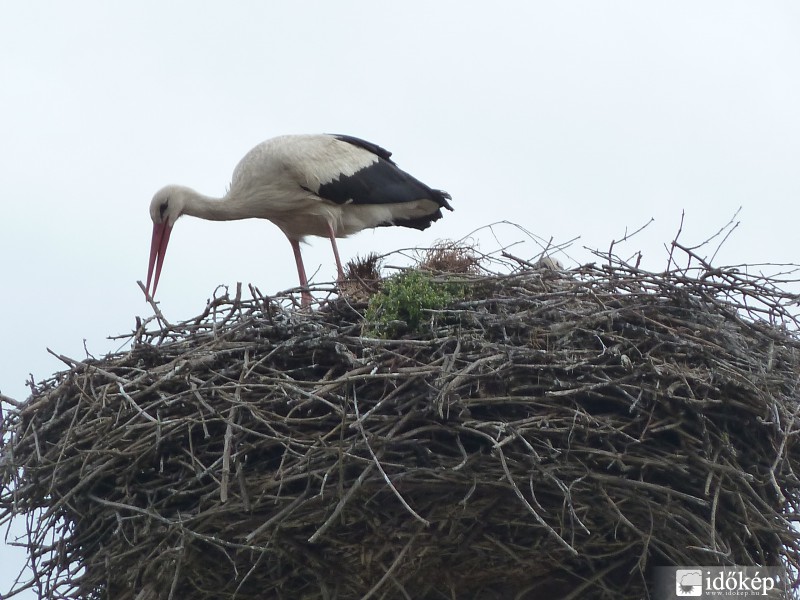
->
xmin=2 ymin=245 xmax=800 ymax=599
xmin=417 ymin=241 xmax=482 ymax=274
xmin=338 ymin=252 xmax=384 ymax=304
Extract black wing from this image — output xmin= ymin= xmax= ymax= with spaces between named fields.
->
xmin=329 ymin=134 xmax=396 ymax=164
xmin=319 ymin=135 xmax=453 ymax=216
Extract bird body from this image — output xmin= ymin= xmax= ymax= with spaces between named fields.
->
xmin=146 ymin=134 xmax=452 ymax=305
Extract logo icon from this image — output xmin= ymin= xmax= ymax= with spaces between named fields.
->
xmin=675 ymin=569 xmax=703 ymax=596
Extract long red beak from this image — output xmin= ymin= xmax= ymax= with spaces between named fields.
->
xmin=146 ymin=222 xmax=172 ymax=298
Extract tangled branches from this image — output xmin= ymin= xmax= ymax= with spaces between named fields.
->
xmin=2 ymin=244 xmax=800 ymax=599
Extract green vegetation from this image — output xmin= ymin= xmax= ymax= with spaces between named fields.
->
xmin=365 ymin=270 xmax=462 ymax=337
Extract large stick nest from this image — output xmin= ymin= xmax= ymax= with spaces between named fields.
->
xmin=3 ymin=243 xmax=800 ymax=599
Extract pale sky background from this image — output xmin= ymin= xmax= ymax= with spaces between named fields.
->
xmin=2 ymin=2 xmax=800 ymax=596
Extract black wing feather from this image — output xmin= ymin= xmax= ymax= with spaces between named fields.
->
xmin=329 ymin=134 xmax=395 ymax=164
xmin=319 ymin=135 xmax=453 ymax=217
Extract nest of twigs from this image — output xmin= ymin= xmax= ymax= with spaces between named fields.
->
xmin=3 ymin=242 xmax=800 ymax=599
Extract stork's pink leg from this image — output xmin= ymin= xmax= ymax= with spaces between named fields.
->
xmin=326 ymin=223 xmax=345 ymax=281
xmin=289 ymin=238 xmax=313 ymax=307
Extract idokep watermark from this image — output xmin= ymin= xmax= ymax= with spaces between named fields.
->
xmin=653 ymin=566 xmax=789 ymax=598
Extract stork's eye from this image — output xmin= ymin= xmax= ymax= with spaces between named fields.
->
xmin=159 ymin=201 xmax=169 ymax=219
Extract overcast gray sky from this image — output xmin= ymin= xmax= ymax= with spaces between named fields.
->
xmin=2 ymin=2 xmax=799 ymax=596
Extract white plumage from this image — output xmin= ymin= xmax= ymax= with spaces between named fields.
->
xmin=146 ymin=134 xmax=453 ymax=306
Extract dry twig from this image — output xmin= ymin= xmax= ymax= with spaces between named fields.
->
xmin=2 ymin=242 xmax=800 ymax=599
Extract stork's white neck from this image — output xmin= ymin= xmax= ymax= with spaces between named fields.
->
xmin=180 ymin=187 xmax=253 ymax=222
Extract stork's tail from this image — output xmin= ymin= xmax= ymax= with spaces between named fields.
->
xmin=386 ymin=188 xmax=453 ymax=231
xmin=433 ymin=189 xmax=454 ymax=212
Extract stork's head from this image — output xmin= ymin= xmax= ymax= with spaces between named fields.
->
xmin=146 ymin=185 xmax=190 ymax=298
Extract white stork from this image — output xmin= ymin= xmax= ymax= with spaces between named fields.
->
xmin=146 ymin=134 xmax=453 ymax=306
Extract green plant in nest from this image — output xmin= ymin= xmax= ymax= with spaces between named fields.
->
xmin=365 ymin=270 xmax=463 ymax=337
